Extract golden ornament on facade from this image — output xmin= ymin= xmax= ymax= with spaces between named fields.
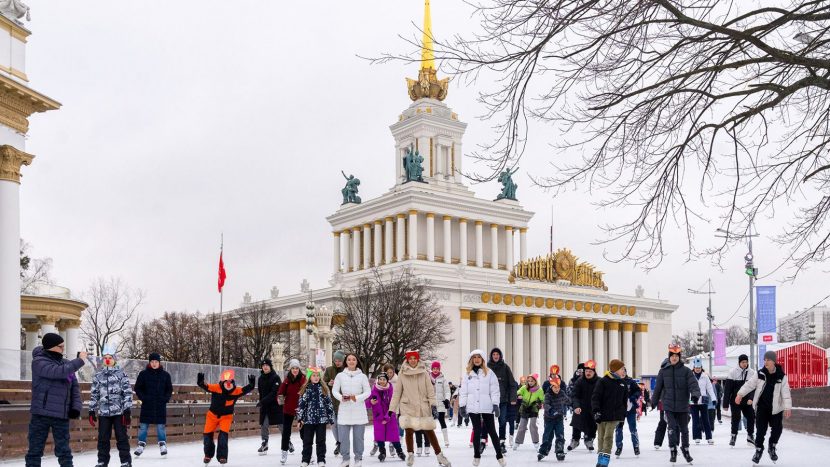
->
xmin=535 ymin=297 xmax=544 ymax=308
xmin=611 ymin=305 xmax=619 ymax=314
xmin=481 ymin=292 xmax=491 ymax=303
xmin=629 ymin=306 xmax=637 ymax=316
xmin=555 ymin=299 xmax=564 ymax=310
xmin=602 ymin=304 xmax=610 ymax=314
xmin=545 ymin=298 xmax=554 ymax=309
xmin=575 ymin=301 xmax=583 ymax=312
xmin=503 ymin=294 xmax=514 ymax=305
xmin=564 ymin=300 xmax=574 ymax=311
xmin=493 ymin=293 xmax=503 ymax=304
xmin=620 ymin=305 xmax=628 ymax=315
xmin=510 ymin=248 xmax=608 ymax=290
xmin=593 ymin=303 xmax=601 ymax=312
xmin=513 ymin=294 xmax=523 ymax=306
xmin=584 ymin=302 xmax=592 ymax=312
xmin=524 ymin=296 xmax=533 ymax=307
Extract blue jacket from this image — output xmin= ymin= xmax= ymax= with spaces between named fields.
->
xmin=296 ymin=383 xmax=334 ymax=425
xmin=134 ymin=365 xmax=172 ymax=424
xmin=543 ymin=386 xmax=570 ymax=420
xmin=30 ymin=346 xmax=84 ymax=419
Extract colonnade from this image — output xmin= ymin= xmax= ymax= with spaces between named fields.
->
xmin=333 ymin=211 xmax=528 ymax=273
xmin=21 ymin=317 xmax=82 ymax=357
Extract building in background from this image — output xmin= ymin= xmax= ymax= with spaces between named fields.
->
xmin=779 ymin=305 xmax=830 ymax=346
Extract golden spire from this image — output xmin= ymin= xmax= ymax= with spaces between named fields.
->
xmin=406 ymin=0 xmax=449 ymax=101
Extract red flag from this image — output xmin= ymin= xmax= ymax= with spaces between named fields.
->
xmin=218 ymin=252 xmax=226 ymax=293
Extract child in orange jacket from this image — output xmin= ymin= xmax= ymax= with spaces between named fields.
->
xmin=197 ymin=370 xmax=256 ymax=465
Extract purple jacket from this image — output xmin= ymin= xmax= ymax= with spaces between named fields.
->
xmin=30 ymin=346 xmax=84 ymax=419
xmin=369 ymin=384 xmax=400 ymax=442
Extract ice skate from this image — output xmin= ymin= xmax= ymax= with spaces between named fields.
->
xmin=472 ymin=459 xmax=480 ymax=467
xmin=567 ymin=439 xmax=580 ymax=451
xmin=614 ymin=446 xmax=622 ymax=457
xmin=217 ymin=459 xmax=227 ymax=465
xmin=752 ymin=447 xmax=763 ymax=464
xmin=120 ymin=463 xmax=131 ymax=467
xmin=94 ymin=463 xmax=106 ymax=467
xmin=257 ymin=441 xmax=268 ymax=455
xmin=537 ymin=453 xmax=545 ymax=461
xmin=533 ymin=442 xmax=539 ymax=450
xmin=202 ymin=458 xmax=211 ymax=465
xmin=707 ymin=439 xmax=714 ymax=445
xmin=370 ymin=443 xmax=379 ymax=456
xmin=134 ymin=441 xmax=145 ymax=457
xmin=334 ymin=442 xmax=341 ymax=456
xmin=406 ymin=453 xmax=415 ymax=466
xmin=497 ymin=457 xmax=506 ymax=466
xmin=654 ymin=444 xmax=661 ymax=450
xmin=416 ymin=446 xmax=423 ymax=457
xmin=436 ymin=452 xmax=452 ymax=466
xmin=681 ymin=447 xmax=693 ymax=464
xmin=443 ymin=428 xmax=450 ymax=447
xmin=289 ymin=441 xmax=295 ymax=453
xmin=768 ymin=444 xmax=778 ymax=463
xmin=280 ymin=450 xmax=288 ymax=464
xmin=353 ymin=460 xmax=362 ymax=467
xmin=556 ymin=451 xmax=565 ymax=461
xmin=301 ymin=463 xmax=309 ymax=467
xmin=694 ymin=439 xmax=700 ymax=445
xmin=512 ymin=443 xmax=519 ymax=451
xmin=747 ymin=435 xmax=756 ymax=446
xmin=339 ymin=460 xmax=349 ymax=467
xmin=729 ymin=434 xmax=736 ymax=447
xmin=633 ymin=446 xmax=640 ymax=456
xmin=670 ymin=448 xmax=677 ymax=463
xmin=595 ymin=452 xmax=610 ymax=467
xmin=159 ymin=441 xmax=167 ymax=457
xmin=585 ymin=438 xmax=595 ymax=451
xmin=424 ymin=445 xmax=431 ymax=456
xmin=509 ymin=434 xmax=514 ymax=447
xmin=378 ymin=448 xmax=386 ymax=462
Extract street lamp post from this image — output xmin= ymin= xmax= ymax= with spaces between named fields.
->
xmin=716 ymin=226 xmax=760 ymax=368
xmin=688 ymin=279 xmax=716 ymax=374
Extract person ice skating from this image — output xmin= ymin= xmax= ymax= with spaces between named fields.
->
xmin=256 ymin=359 xmax=283 ymax=455
xmin=541 ymin=364 xmax=561 ymax=394
xmin=566 ymin=363 xmax=586 ymax=450
xmin=430 ymin=361 xmax=453 ymax=448
xmin=197 ymin=369 xmax=256 ymax=465
xmin=390 ymin=350 xmax=452 ymax=467
xmin=89 ymin=346 xmax=133 ymax=467
xmin=295 ymin=367 xmax=335 ymax=467
xmin=25 ymin=333 xmax=86 ymax=467
xmin=613 ymin=370 xmax=642 ymax=457
xmin=570 ymin=360 xmax=599 ymax=452
xmin=651 ymin=344 xmax=700 ymax=464
xmin=278 ymin=359 xmax=306 ymax=464
xmin=723 ymin=354 xmax=756 ymax=446
xmin=133 ymin=352 xmax=172 ymax=458
xmin=324 ymin=350 xmax=346 ymax=456
xmin=332 ymin=353 xmax=371 ymax=467
xmin=487 ymin=347 xmax=517 ymax=454
xmin=690 ymin=359 xmax=717 ymax=444
xmin=537 ymin=374 xmax=570 ymax=461
xmin=513 ymin=373 xmax=543 ymax=450
xmin=592 ymin=359 xmax=629 ymax=467
xmin=735 ymin=351 xmax=792 ymax=465
xmin=711 ymin=378 xmax=723 ymax=427
xmin=458 ymin=349 xmax=504 ymax=466
xmin=652 ymin=358 xmax=670 ymax=450
xmin=369 ymin=372 xmax=405 ymax=461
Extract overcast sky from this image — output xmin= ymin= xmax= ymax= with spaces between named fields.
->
xmin=19 ymin=1 xmax=829 ymax=335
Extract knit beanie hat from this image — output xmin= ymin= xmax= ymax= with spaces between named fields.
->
xmin=738 ymin=354 xmax=749 ymax=363
xmin=763 ymin=350 xmax=777 ymax=363
xmin=260 ymin=358 xmax=273 ymax=369
xmin=288 ymin=359 xmax=301 ymax=369
xmin=148 ymin=352 xmax=162 ymax=362
xmin=468 ymin=349 xmax=486 ymax=361
xmin=405 ymin=350 xmax=421 ymax=361
xmin=431 ymin=361 xmax=441 ymax=370
xmin=693 ymin=357 xmax=703 ymax=368
xmin=333 ymin=350 xmax=346 ymax=362
xmin=41 ymin=333 xmax=64 ymax=350
xmin=608 ymin=359 xmax=625 ymax=373
xmin=377 ymin=373 xmax=389 ymax=382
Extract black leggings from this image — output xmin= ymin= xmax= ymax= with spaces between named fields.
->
xmin=470 ymin=413 xmax=503 ymax=460
xmin=437 ymin=412 xmax=447 ymax=429
xmin=281 ymin=414 xmax=294 ymax=451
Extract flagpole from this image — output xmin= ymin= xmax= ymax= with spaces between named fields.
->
xmin=218 ymin=233 xmax=224 ymax=375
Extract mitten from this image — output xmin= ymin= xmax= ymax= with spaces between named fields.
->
xmin=691 ymin=396 xmax=699 ymax=405
xmin=443 ymin=399 xmax=450 ymax=410
xmin=88 ymin=411 xmax=97 ymax=427
xmin=459 ymin=406 xmax=467 ymax=418
xmin=493 ymin=404 xmax=500 ymax=418
xmin=68 ymin=408 xmax=80 ymax=419
xmin=197 ymin=373 xmax=205 ymax=385
xmin=431 ymin=406 xmax=438 ymax=419
xmin=248 ymin=374 xmax=256 ymax=386
xmin=593 ymin=411 xmax=602 ymax=422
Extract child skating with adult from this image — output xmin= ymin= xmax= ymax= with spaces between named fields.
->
xmin=537 ymin=374 xmax=570 ymax=462
xmin=89 ymin=347 xmax=133 ymax=467
xmin=370 ymin=372 xmax=406 ymax=461
xmin=513 ymin=373 xmax=543 ymax=451
xmin=278 ymin=359 xmax=306 ymax=464
xmin=459 ymin=349 xmax=505 ymax=467
xmin=295 ymin=367 xmax=335 ymax=467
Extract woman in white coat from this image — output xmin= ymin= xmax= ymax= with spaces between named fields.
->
xmin=690 ymin=358 xmax=717 ymax=444
xmin=458 ymin=349 xmax=506 ymax=466
xmin=332 ymin=353 xmax=371 ymax=467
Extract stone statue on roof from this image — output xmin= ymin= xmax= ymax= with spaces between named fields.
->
xmin=0 ymin=0 xmax=30 ymax=23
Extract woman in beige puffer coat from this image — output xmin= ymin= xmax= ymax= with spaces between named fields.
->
xmin=389 ymin=350 xmax=451 ymax=467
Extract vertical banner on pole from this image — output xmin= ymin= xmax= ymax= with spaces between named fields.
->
xmin=713 ymin=329 xmax=727 ymax=366
xmin=756 ymin=286 xmax=777 ymax=368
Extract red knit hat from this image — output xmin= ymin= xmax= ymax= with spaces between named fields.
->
xmin=431 ymin=361 xmax=441 ymax=370
xmin=405 ymin=350 xmax=420 ymax=361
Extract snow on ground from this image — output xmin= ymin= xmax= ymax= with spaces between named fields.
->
xmin=7 ymin=411 xmax=829 ymax=467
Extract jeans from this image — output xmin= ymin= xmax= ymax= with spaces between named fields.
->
xmin=615 ymin=410 xmax=639 ymax=448
xmin=301 ymin=423 xmax=327 ymax=464
xmin=336 ymin=424 xmax=365 ymax=461
xmin=25 ymin=414 xmax=73 ymax=467
xmin=708 ymin=408 xmax=717 ymax=431
xmin=654 ymin=410 xmax=667 ymax=447
xmin=138 ymin=423 xmax=167 ymax=443
xmin=470 ymin=413 xmax=503 ymax=459
xmin=97 ymin=415 xmax=131 ymax=465
xmin=690 ymin=404 xmax=712 ymax=440
xmin=538 ymin=417 xmax=565 ymax=456
xmin=754 ymin=406 xmax=783 ymax=449
xmin=498 ymin=402 xmax=513 ymax=440
xmin=665 ymin=411 xmax=690 ymax=449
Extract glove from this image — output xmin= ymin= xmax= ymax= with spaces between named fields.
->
xmin=443 ymin=399 xmax=450 ymax=410
xmin=691 ymin=396 xmax=699 ymax=405
xmin=493 ymin=404 xmax=500 ymax=418
xmin=702 ymin=396 xmax=711 ymax=406
xmin=68 ymin=408 xmax=80 ymax=420
xmin=197 ymin=372 xmax=205 ymax=385
xmin=593 ymin=412 xmax=602 ymax=423
xmin=88 ymin=411 xmax=97 ymax=427
xmin=459 ymin=406 xmax=467 ymax=418
xmin=388 ymin=410 xmax=396 ymax=418
xmin=248 ymin=374 xmax=256 ymax=386
xmin=431 ymin=406 xmax=438 ymax=419
xmin=122 ymin=409 xmax=131 ymax=426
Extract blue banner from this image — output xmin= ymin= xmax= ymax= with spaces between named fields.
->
xmin=756 ymin=286 xmax=777 ymax=368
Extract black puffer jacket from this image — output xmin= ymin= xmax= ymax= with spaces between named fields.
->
xmin=487 ymin=348 xmax=517 ymax=404
xmin=570 ymin=374 xmax=599 ymax=430
xmin=257 ymin=370 xmax=283 ymax=425
xmin=591 ymin=374 xmax=629 ymax=422
xmin=134 ymin=365 xmax=172 ymax=424
xmin=651 ymin=359 xmax=700 ymax=413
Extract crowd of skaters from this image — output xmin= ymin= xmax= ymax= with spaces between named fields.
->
xmin=24 ymin=332 xmax=793 ymax=467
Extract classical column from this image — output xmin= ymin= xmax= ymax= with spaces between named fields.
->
xmin=475 ymin=221 xmax=484 ymax=267
xmin=39 ymin=316 xmax=58 ymax=335
xmin=544 ymin=317 xmax=558 ymax=372
xmin=0 ymin=146 xmax=34 ymax=379
xmin=635 ymin=323 xmax=649 ymax=377
xmin=511 ymin=314 xmax=524 ymax=377
xmin=373 ymin=221 xmax=382 ymax=267
xmin=459 ymin=218 xmax=468 ymax=266
xmin=460 ymin=308 xmax=472 ymax=375
xmin=505 ymin=226 xmax=514 ymax=270
xmin=577 ymin=319 xmax=591 ymax=364
xmin=384 ymin=217 xmax=394 ymax=264
xmin=396 ymin=214 xmax=406 ymax=261
xmin=443 ymin=215 xmax=452 ymax=264
xmin=475 ymin=311 xmax=489 ymax=353
xmin=493 ymin=312 xmax=507 ymax=353
xmin=519 ymin=227 xmax=528 ymax=262
xmin=622 ymin=322 xmax=634 ymax=371
xmin=332 ymin=231 xmax=341 ymax=273
xmin=607 ymin=321 xmax=620 ymax=360
xmin=362 ymin=224 xmax=371 ymax=269
xmin=490 ymin=224 xmax=499 ymax=270
xmin=529 ymin=315 xmax=542 ymax=377
xmin=65 ymin=320 xmax=81 ymax=358
xmin=561 ymin=318 xmax=575 ymax=378
xmin=342 ymin=229 xmax=351 ymax=271
xmin=426 ymin=213 xmax=435 ymax=261
xmin=352 ymin=227 xmax=361 ymax=271
xmin=592 ymin=321 xmax=606 ymax=374
xmin=408 ymin=210 xmax=418 ymax=259
xmin=23 ymin=322 xmax=39 ymax=351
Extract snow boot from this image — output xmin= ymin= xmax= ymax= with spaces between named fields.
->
xmin=443 ymin=428 xmax=450 ymax=447
xmin=280 ymin=450 xmax=288 ymax=464
xmin=752 ymin=447 xmax=763 ymax=464
xmin=134 ymin=441 xmax=146 ymax=457
xmin=258 ymin=441 xmax=268 ymax=455
xmin=159 ymin=441 xmax=167 ymax=457
xmin=615 ymin=446 xmax=622 ymax=457
xmin=334 ymin=442 xmax=341 ymax=456
xmin=768 ymin=443 xmax=778 ymax=462
xmin=585 ymin=438 xmax=595 ymax=451
xmin=670 ymin=448 xmax=678 ymax=463
xmin=729 ymin=434 xmax=736 ymax=447
xmin=567 ymin=439 xmax=580 ymax=451
xmin=370 ymin=443 xmax=379 ymax=456
xmin=681 ymin=447 xmax=693 ymax=464
xmin=633 ymin=445 xmax=640 ymax=456
xmin=436 ymin=452 xmax=452 ymax=466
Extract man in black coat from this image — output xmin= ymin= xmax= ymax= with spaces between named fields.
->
xmin=722 ymin=354 xmax=756 ymax=446
xmin=569 ymin=360 xmax=599 ymax=452
xmin=651 ymin=344 xmax=700 ymax=464
xmin=488 ymin=347 xmax=517 ymax=453
xmin=133 ymin=352 xmax=173 ymax=457
xmin=256 ymin=359 xmax=282 ymax=454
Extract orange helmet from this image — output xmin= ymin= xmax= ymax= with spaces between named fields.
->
xmin=584 ymin=360 xmax=597 ymax=370
xmin=549 ymin=364 xmax=560 ymax=376
xmin=550 ymin=374 xmax=561 ymax=388
xmin=221 ymin=369 xmax=235 ymax=382
xmin=668 ymin=344 xmax=682 ymax=355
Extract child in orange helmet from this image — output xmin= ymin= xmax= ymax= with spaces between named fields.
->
xmin=197 ymin=370 xmax=256 ymax=464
